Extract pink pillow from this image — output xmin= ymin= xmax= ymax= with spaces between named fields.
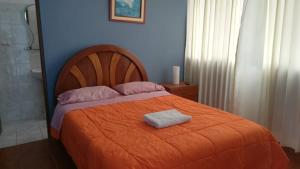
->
xmin=57 ymin=86 xmax=120 ymax=105
xmin=113 ymin=81 xmax=165 ymax=95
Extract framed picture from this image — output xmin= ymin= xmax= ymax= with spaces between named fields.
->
xmin=110 ymin=0 xmax=146 ymax=24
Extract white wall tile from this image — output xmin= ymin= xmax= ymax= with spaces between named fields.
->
xmin=0 ymin=47 xmax=14 ymax=65
xmin=0 ymin=3 xmax=45 ymax=124
xmin=15 ymin=63 xmax=31 ymax=80
xmin=5 ymin=106 xmax=21 ymax=122
xmin=11 ymin=25 xmax=29 ymax=45
xmin=15 ymin=49 xmax=30 ymax=64
xmin=0 ymin=9 xmax=12 ymax=24
xmin=0 ymin=65 xmax=17 ymax=87
xmin=0 ymin=23 xmax=13 ymax=45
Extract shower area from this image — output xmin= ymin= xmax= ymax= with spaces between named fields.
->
xmin=0 ymin=1 xmax=47 ymax=148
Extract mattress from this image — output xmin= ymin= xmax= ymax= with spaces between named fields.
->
xmin=53 ymin=93 xmax=289 ymax=169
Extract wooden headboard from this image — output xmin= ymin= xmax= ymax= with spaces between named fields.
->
xmin=55 ymin=45 xmax=148 ymax=96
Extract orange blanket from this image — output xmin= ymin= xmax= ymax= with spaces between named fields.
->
xmin=59 ymin=95 xmax=289 ymax=169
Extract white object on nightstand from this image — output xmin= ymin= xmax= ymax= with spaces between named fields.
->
xmin=172 ymin=65 xmax=180 ymax=85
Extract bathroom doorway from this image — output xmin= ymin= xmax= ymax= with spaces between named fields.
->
xmin=0 ymin=0 xmax=47 ymax=148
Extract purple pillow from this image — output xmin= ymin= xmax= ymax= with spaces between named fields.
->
xmin=113 ymin=81 xmax=165 ymax=95
xmin=57 ymin=86 xmax=120 ymax=105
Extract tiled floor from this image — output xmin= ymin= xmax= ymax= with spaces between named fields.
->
xmin=0 ymin=120 xmax=47 ymax=148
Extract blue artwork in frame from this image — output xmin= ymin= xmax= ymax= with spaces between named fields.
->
xmin=110 ymin=0 xmax=146 ymax=24
xmin=116 ymin=0 xmax=141 ymax=18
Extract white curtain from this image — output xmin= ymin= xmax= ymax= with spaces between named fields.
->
xmin=235 ymin=0 xmax=300 ymax=152
xmin=185 ymin=0 xmax=244 ymax=111
xmin=186 ymin=0 xmax=300 ymax=152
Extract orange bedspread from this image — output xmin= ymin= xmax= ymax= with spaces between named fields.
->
xmin=59 ymin=95 xmax=289 ymax=169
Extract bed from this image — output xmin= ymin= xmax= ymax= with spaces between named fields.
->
xmin=51 ymin=45 xmax=289 ymax=169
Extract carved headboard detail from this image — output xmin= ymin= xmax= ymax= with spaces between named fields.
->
xmin=55 ymin=45 xmax=148 ymax=96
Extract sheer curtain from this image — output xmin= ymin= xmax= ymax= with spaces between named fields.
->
xmin=185 ymin=0 xmax=244 ymax=111
xmin=235 ymin=0 xmax=300 ymax=152
xmin=186 ymin=0 xmax=300 ymax=152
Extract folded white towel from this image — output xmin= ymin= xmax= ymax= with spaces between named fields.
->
xmin=144 ymin=109 xmax=192 ymax=128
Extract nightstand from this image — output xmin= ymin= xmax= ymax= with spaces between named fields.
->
xmin=161 ymin=82 xmax=198 ymax=102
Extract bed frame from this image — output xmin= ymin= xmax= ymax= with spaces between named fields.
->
xmin=55 ymin=44 xmax=148 ymax=96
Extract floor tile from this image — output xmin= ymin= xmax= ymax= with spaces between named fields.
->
xmin=0 ymin=133 xmax=16 ymax=149
xmin=0 ymin=120 xmax=47 ymax=148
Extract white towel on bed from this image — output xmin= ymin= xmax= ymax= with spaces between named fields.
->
xmin=144 ymin=109 xmax=192 ymax=128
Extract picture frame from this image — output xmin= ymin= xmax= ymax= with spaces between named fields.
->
xmin=110 ymin=0 xmax=146 ymax=24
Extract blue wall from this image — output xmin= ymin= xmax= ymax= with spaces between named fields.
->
xmin=39 ymin=0 xmax=187 ymax=118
